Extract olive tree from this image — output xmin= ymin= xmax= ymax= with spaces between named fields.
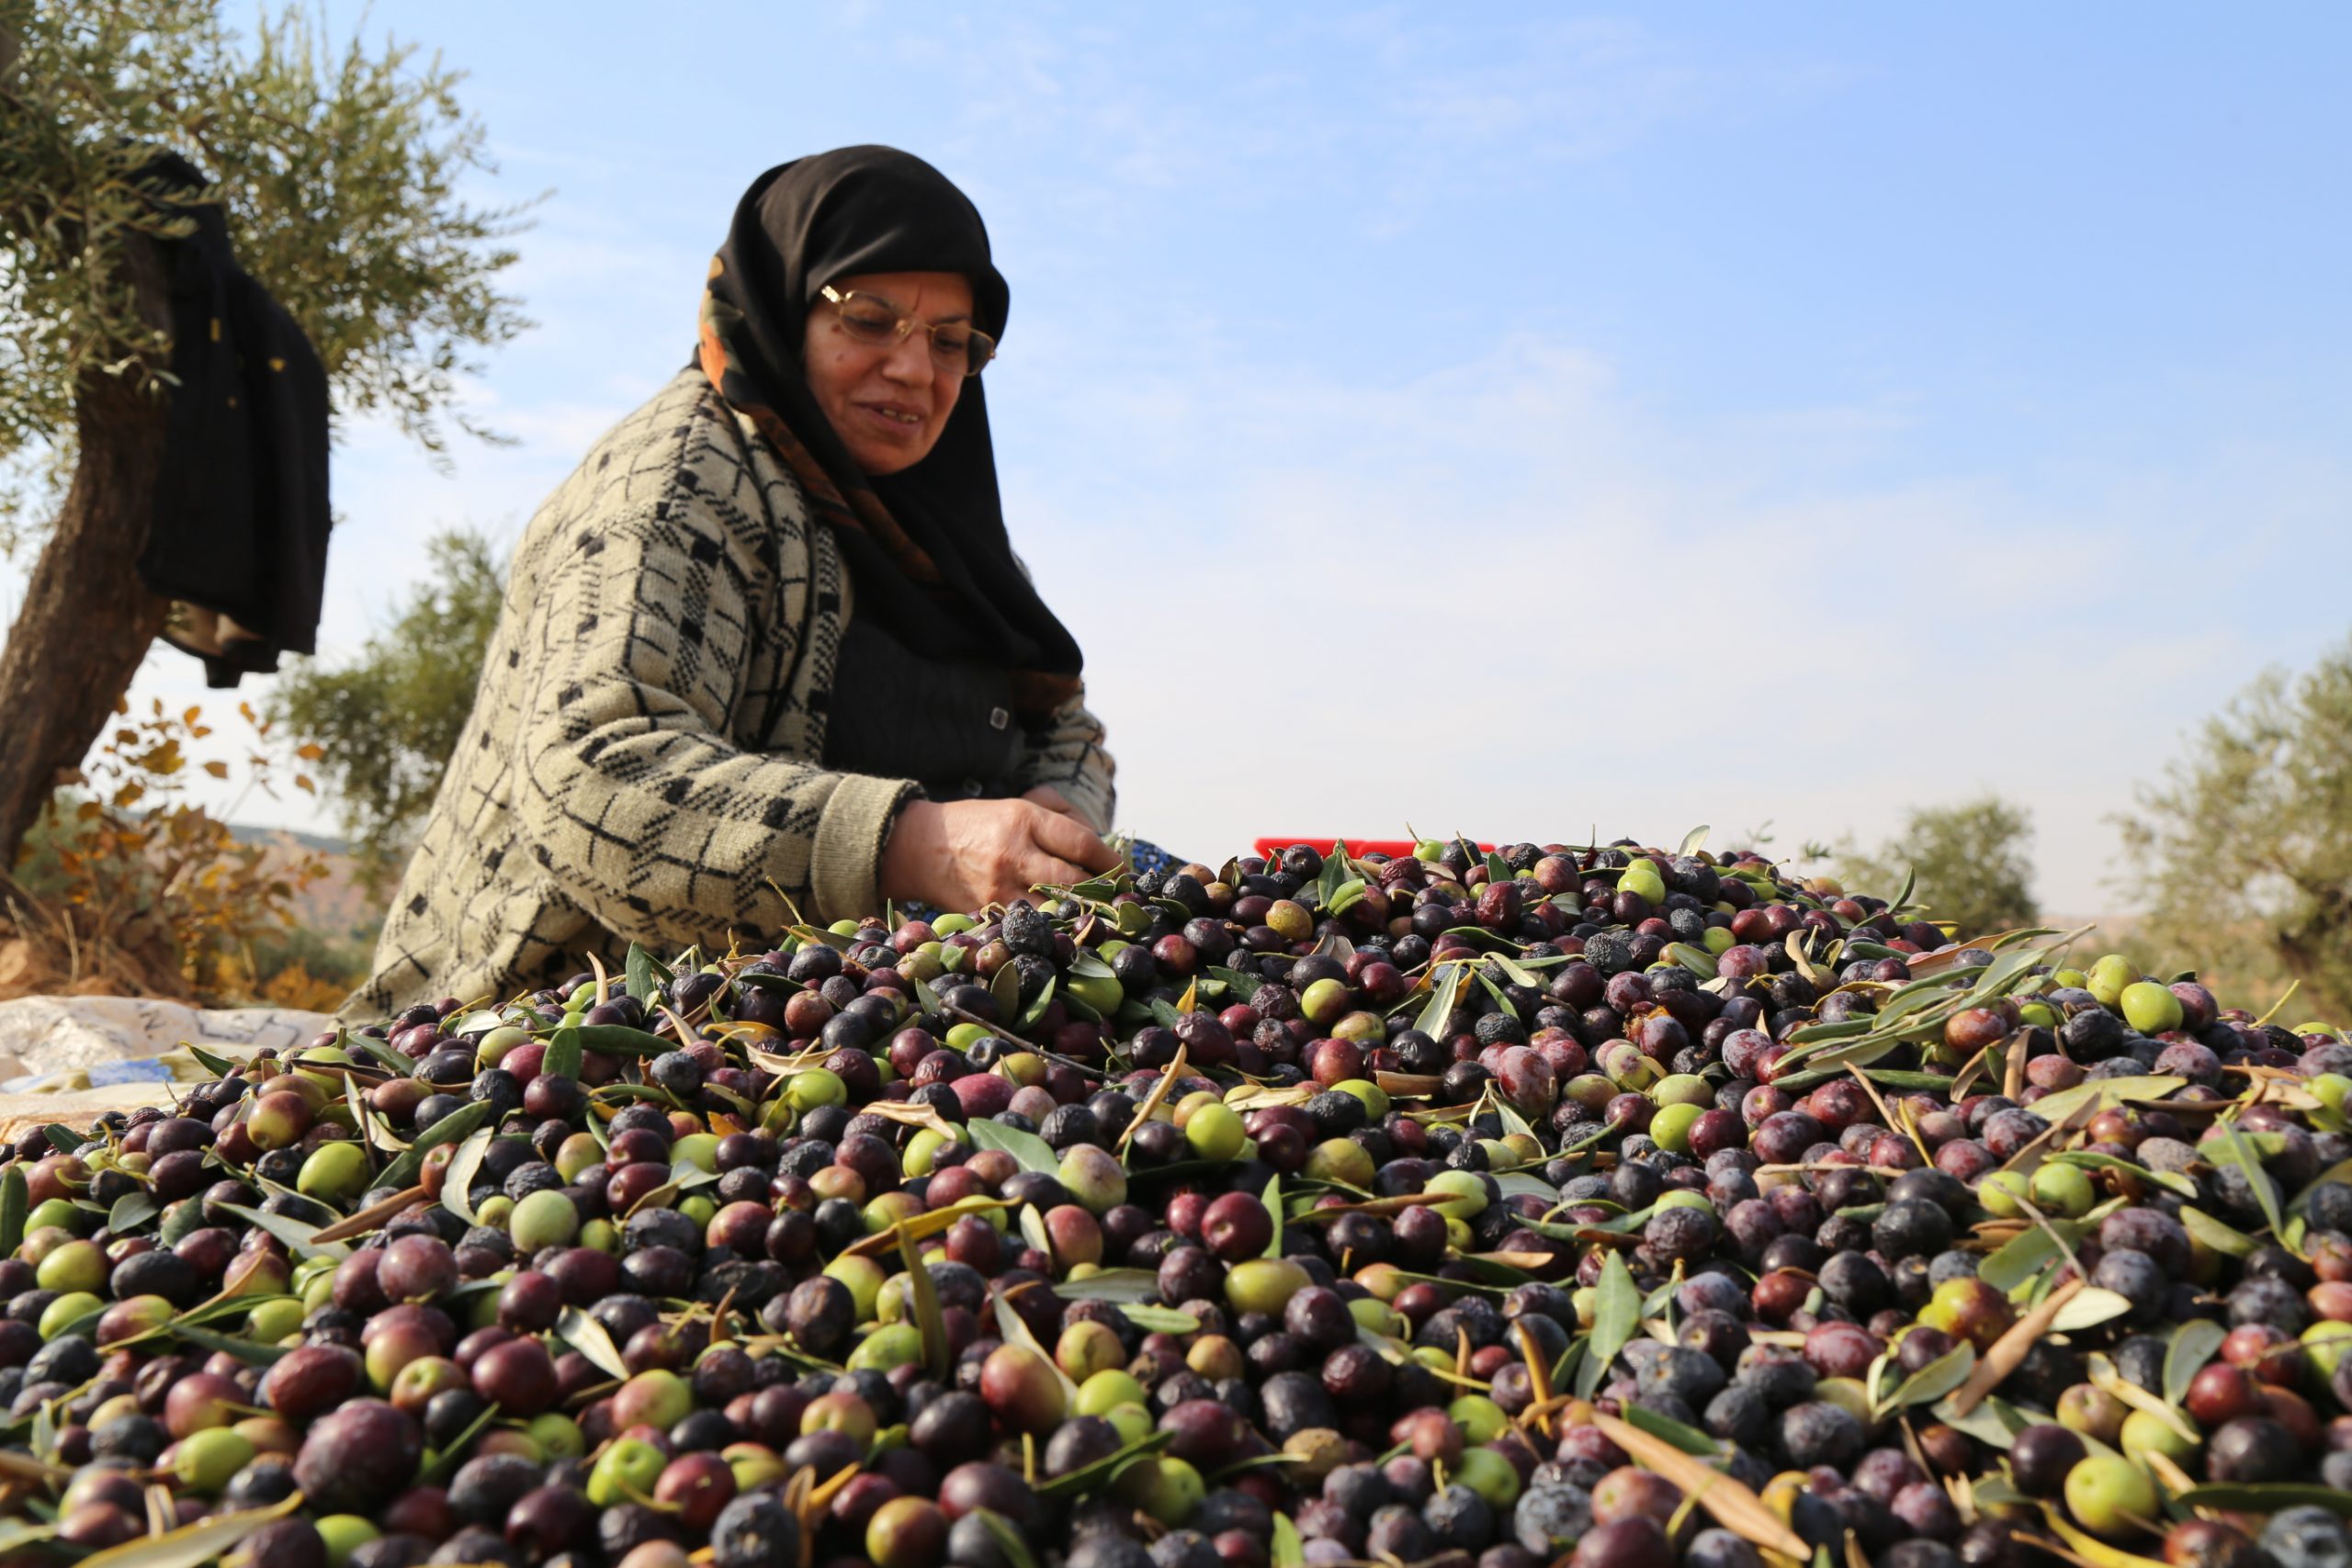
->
xmin=0 ymin=2 xmax=532 ymax=871
xmin=1838 ymin=795 xmax=2041 ymax=939
xmin=2118 ymin=637 xmax=2352 ymax=1019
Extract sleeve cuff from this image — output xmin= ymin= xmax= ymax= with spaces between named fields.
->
xmin=809 ymin=773 xmax=923 ymax=922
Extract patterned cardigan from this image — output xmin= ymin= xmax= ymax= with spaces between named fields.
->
xmin=342 ymin=369 xmax=1114 ymax=1021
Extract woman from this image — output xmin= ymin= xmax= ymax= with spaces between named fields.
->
xmin=345 ymin=147 xmax=1126 ymax=1020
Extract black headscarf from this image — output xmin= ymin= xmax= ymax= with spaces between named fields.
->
xmin=695 ymin=146 xmax=1081 ymax=716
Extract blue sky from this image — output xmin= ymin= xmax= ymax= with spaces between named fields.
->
xmin=29 ymin=3 xmax=2352 ymax=913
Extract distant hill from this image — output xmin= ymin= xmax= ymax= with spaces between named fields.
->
xmin=228 ymin=823 xmax=383 ymax=941
xmin=226 ymin=822 xmax=351 ymax=857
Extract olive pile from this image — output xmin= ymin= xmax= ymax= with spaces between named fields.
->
xmin=1 ymin=836 xmax=2349 ymax=1568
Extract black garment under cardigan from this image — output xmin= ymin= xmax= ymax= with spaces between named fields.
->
xmin=821 ymin=612 xmax=1025 ymax=804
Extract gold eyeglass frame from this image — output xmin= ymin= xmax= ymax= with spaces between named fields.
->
xmin=819 ymin=286 xmax=998 ymax=378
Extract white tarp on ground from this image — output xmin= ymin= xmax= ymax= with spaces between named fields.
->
xmin=0 ymin=996 xmax=333 ymax=1094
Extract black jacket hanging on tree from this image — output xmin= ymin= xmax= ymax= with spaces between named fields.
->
xmin=132 ymin=151 xmax=332 ymax=688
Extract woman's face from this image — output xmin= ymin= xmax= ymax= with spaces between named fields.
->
xmin=802 ymin=270 xmax=975 ymax=475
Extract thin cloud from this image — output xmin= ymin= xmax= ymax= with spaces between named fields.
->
xmin=998 ymin=330 xmax=2350 ymax=907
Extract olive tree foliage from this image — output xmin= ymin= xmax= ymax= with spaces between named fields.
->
xmin=2118 ymin=637 xmax=2352 ymax=1020
xmin=268 ymin=526 xmax=505 ymax=892
xmin=1838 ymin=795 xmax=2041 ymax=940
xmin=0 ymin=0 xmax=535 ymax=874
xmin=0 ymin=1 xmax=535 ymax=542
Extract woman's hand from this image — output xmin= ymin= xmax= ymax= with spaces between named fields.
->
xmin=878 ymin=797 xmax=1119 ymax=912
xmin=1021 ymin=785 xmax=1084 ymax=821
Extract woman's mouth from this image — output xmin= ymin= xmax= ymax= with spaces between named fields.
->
xmin=857 ymin=402 xmax=923 ymax=433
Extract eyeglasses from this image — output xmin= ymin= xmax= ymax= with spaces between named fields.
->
xmin=819 ymin=286 xmax=998 ymax=378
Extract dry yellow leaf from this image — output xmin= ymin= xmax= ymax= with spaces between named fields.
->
xmin=1592 ymin=1414 xmax=1809 ymax=1560
xmin=1948 ymin=1278 xmax=2085 ymax=1416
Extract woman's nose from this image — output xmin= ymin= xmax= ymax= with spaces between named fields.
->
xmin=878 ymin=330 xmax=934 ymax=387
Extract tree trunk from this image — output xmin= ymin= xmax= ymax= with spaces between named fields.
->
xmin=0 ymin=245 xmax=175 ymax=870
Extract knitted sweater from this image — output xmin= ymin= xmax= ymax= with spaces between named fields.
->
xmin=343 ymin=369 xmax=1114 ymax=1021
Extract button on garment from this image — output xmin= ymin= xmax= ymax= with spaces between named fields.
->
xmin=821 ymin=614 xmax=1026 ymax=802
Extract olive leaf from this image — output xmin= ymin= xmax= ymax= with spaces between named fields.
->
xmin=1051 ymin=1269 xmax=1162 ymax=1303
xmin=2171 ymin=1483 xmax=2352 ymax=1517
xmin=43 ymin=1124 xmax=81 ymax=1156
xmin=1122 ymin=1305 xmax=1200 ymax=1334
xmin=2208 ymin=1121 xmax=2286 ymax=1238
xmin=1019 ymin=1205 xmax=1052 ymax=1258
xmin=107 ymin=1192 xmax=158 ymax=1235
xmin=1411 ymin=962 xmax=1464 ymax=1035
xmin=440 ymin=1128 xmax=495 ymax=1224
xmin=72 ymin=1493 xmax=304 ymax=1568
xmin=1662 ymin=942 xmax=1718 ymax=977
xmin=2181 ymin=1206 xmax=2256 ymax=1257
xmin=1067 ymin=947 xmax=1116 ymax=981
xmin=1488 ymin=1094 xmax=1534 ymax=1141
xmin=1575 ymin=1250 xmax=1639 ymax=1399
xmin=2164 ymin=1319 xmax=2228 ymax=1406
xmin=542 ymin=1025 xmax=583 ymax=1083
xmin=991 ymin=1289 xmax=1080 ymax=1403
xmin=990 ymin=958 xmax=1024 ymax=1020
xmin=556 ymin=1305 xmax=629 ymax=1381
xmin=2047 ymin=1150 xmax=2199 ymax=1200
xmin=967 ymin=1120 xmax=1059 ymax=1177
xmin=1875 ymin=1342 xmax=1976 ymax=1417
xmin=177 ymin=1292 xmax=300 ymax=1330
xmin=350 ymin=1035 xmax=413 ymax=1076
xmin=1206 ymin=964 xmax=1264 ymax=1002
xmin=1017 ymin=976 xmax=1058 ymax=1030
xmin=420 ymin=1397 xmax=504 ymax=1486
xmin=0 ymin=1168 xmax=25 ymax=1257
xmin=1623 ymin=1402 xmax=1718 ymax=1456
xmin=1262 ymin=1172 xmax=1283 ymax=1258
xmin=1476 ymin=972 xmax=1521 ymax=1023
xmin=168 ymin=1324 xmax=288 ymax=1366
xmin=2086 ymin=1350 xmax=2199 ymax=1444
xmin=899 ymin=1227 xmax=950 ymax=1380
xmin=187 ymin=1043 xmax=240 ymax=1077
xmin=2028 ymin=1075 xmax=2187 ymax=1125
xmin=218 ymin=1203 xmax=351 ymax=1263
xmin=975 ymin=1510 xmax=1044 ymax=1568
xmin=376 ymin=1100 xmax=492 ymax=1194
xmin=1317 ymin=843 xmax=1352 ymax=907
xmin=2048 ymin=1288 xmax=2133 ymax=1333
xmin=1034 ymin=1427 xmax=1173 ymax=1499
xmin=1272 ymin=1513 xmax=1306 ymax=1568
xmin=0 ymin=1521 xmax=53 ymax=1557
xmin=1928 ymin=1394 xmax=2020 ymax=1450
xmin=1491 ymin=1172 xmax=1558 ymax=1201
xmin=624 ymin=943 xmax=670 ymax=1005
xmin=788 ymin=923 xmax=854 ymax=953
xmin=571 ymin=1023 xmax=672 ymax=1056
